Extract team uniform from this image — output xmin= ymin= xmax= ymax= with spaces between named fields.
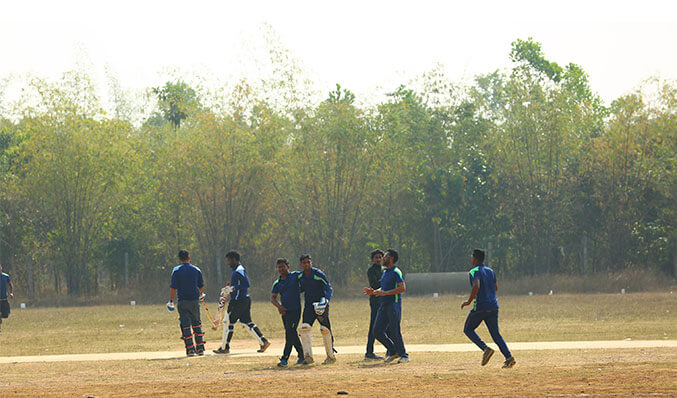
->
xmin=463 ymin=264 xmax=513 ymax=363
xmin=297 ymin=267 xmax=335 ymax=364
xmin=373 ymin=266 xmax=408 ymax=359
xmin=366 ymin=262 xmax=384 ymax=357
xmin=272 ymin=270 xmax=304 ymax=363
xmin=170 ymin=263 xmax=205 ymax=355
xmin=217 ymin=263 xmax=268 ymax=352
xmin=0 ymin=272 xmax=11 ymax=332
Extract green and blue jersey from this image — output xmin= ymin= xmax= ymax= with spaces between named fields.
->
xmin=380 ymin=266 xmax=404 ymax=306
xmin=469 ymin=264 xmax=498 ymax=311
xmin=298 ymin=267 xmax=332 ymax=306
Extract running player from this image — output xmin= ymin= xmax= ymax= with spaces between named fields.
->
xmin=214 ymin=250 xmax=270 ymax=354
xmin=270 ymin=258 xmax=304 ymax=367
xmin=167 ymin=250 xmax=206 ymax=356
xmin=461 ymin=249 xmax=516 ymax=368
xmin=297 ymin=254 xmax=336 ymax=365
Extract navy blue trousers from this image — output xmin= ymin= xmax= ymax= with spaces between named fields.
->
xmin=373 ymin=302 xmax=407 ymax=358
xmin=463 ymin=309 xmax=512 ymax=359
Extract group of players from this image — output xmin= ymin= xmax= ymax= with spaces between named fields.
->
xmin=167 ymin=247 xmax=516 ymax=368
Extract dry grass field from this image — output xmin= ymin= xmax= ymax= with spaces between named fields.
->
xmin=0 ymin=292 xmax=675 ymax=396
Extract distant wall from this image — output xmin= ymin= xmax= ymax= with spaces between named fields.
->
xmin=405 ymin=272 xmax=468 ymax=295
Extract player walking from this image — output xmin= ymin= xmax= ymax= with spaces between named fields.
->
xmin=270 ymin=258 xmax=305 ymax=367
xmin=297 ymin=254 xmax=336 ymax=365
xmin=365 ymin=249 xmax=385 ymax=360
xmin=167 ymin=250 xmax=206 ymax=356
xmin=461 ymin=249 xmax=516 ymax=368
xmin=364 ymin=248 xmax=409 ymax=363
xmin=0 ymin=263 xmax=14 ymax=335
xmin=214 ymin=251 xmax=270 ymax=354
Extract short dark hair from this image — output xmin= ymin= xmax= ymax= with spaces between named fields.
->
xmin=299 ymin=254 xmax=311 ymax=263
xmin=225 ymin=251 xmax=241 ymax=262
xmin=178 ymin=250 xmax=190 ymax=262
xmin=473 ymin=249 xmax=485 ymax=263
xmin=276 ymin=258 xmax=289 ymax=266
xmin=371 ymin=249 xmax=384 ymax=260
xmin=385 ymin=248 xmax=398 ymax=263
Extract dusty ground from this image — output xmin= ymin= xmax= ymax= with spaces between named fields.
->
xmin=1 ymin=349 xmax=675 ymax=397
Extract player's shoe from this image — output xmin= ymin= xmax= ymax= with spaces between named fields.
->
xmin=397 ymin=356 xmax=410 ymax=364
xmin=302 ymin=355 xmax=314 ymax=365
xmin=186 ymin=348 xmax=196 ymax=357
xmin=295 ymin=357 xmax=305 ymax=365
xmin=384 ymin=354 xmax=401 ymax=363
xmin=322 ymin=356 xmax=336 ymax=365
xmin=258 ymin=340 xmax=271 ymax=353
xmin=502 ymin=356 xmax=516 ymax=368
xmin=277 ymin=358 xmax=288 ymax=368
xmin=482 ymin=347 xmax=495 ymax=366
xmin=196 ymin=347 xmax=205 ymax=356
xmin=213 ymin=346 xmax=229 ymax=354
xmin=364 ymin=353 xmax=383 ymax=361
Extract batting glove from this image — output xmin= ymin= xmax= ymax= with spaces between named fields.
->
xmin=167 ymin=300 xmax=175 ymax=311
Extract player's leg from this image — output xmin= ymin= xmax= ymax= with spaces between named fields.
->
xmin=189 ymin=300 xmax=205 ymax=355
xmin=484 ymin=310 xmax=515 ymax=368
xmin=213 ymin=310 xmax=233 ymax=353
xmin=464 ymin=310 xmax=494 ymax=365
xmin=387 ymin=303 xmax=408 ymax=361
xmin=317 ymin=304 xmax=336 ymax=364
xmin=0 ymin=300 xmax=8 ymax=334
xmin=373 ymin=304 xmax=396 ymax=360
xmin=240 ymin=297 xmax=270 ymax=352
xmin=177 ymin=301 xmax=196 ymax=356
xmin=288 ymin=309 xmax=305 ymax=364
xmin=365 ymin=299 xmax=381 ymax=359
xmin=298 ymin=306 xmax=317 ymax=364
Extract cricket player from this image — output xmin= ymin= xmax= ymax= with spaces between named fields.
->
xmin=214 ymin=250 xmax=270 ymax=354
xmin=0 ymin=263 xmax=14 ymax=335
xmin=168 ymin=250 xmax=206 ymax=356
xmin=364 ymin=248 xmax=409 ymax=363
xmin=461 ymin=249 xmax=516 ymax=368
xmin=297 ymin=254 xmax=336 ymax=365
xmin=365 ymin=249 xmax=385 ymax=360
xmin=270 ymin=258 xmax=304 ymax=367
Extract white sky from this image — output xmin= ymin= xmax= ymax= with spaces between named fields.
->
xmin=1 ymin=0 xmax=676 ymax=106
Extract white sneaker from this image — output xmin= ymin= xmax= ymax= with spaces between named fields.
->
xmin=397 ymin=356 xmax=409 ymax=363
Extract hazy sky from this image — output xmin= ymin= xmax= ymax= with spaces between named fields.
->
xmin=1 ymin=0 xmax=676 ymax=104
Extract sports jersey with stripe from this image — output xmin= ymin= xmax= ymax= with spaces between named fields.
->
xmin=230 ymin=264 xmax=250 ymax=301
xmin=298 ymin=267 xmax=332 ymax=306
xmin=468 ymin=264 xmax=498 ymax=311
xmin=379 ymin=266 xmax=404 ymax=305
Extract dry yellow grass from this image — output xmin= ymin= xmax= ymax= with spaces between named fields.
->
xmin=0 ymin=292 xmax=675 ymax=356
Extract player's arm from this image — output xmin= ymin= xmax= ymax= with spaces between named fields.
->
xmin=169 ymin=288 xmax=176 ymax=302
xmin=462 ymin=279 xmax=480 ymax=309
xmin=374 ymin=281 xmax=406 ymax=296
xmin=270 ymin=292 xmax=286 ymax=314
xmin=8 ymin=280 xmax=14 ymax=299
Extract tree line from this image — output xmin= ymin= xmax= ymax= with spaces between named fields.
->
xmin=0 ymin=38 xmax=674 ymax=300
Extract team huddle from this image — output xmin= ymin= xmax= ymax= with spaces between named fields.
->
xmin=167 ymin=247 xmax=516 ymax=368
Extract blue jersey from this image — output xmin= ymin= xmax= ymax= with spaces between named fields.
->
xmin=230 ymin=264 xmax=250 ymax=301
xmin=272 ymin=271 xmax=302 ymax=311
xmin=170 ymin=263 xmax=204 ymax=302
xmin=380 ymin=266 xmax=404 ymax=306
xmin=298 ymin=267 xmax=332 ymax=306
xmin=0 ymin=273 xmax=10 ymax=300
xmin=469 ymin=264 xmax=498 ymax=311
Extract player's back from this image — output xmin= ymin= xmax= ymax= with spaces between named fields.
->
xmin=469 ymin=264 xmax=498 ymax=311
